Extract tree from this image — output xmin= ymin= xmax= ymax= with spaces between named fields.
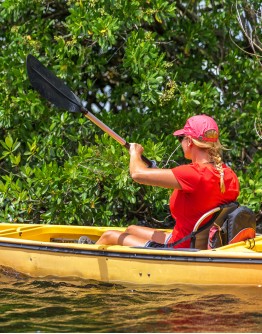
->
xmin=234 ymin=0 xmax=262 ymax=66
xmin=0 ymin=0 xmax=261 ymax=227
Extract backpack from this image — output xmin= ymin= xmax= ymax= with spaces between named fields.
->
xmin=208 ymin=206 xmax=256 ymax=249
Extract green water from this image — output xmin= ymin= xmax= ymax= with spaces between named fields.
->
xmin=0 ymin=267 xmax=261 ymax=333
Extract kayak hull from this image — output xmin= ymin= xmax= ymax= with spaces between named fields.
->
xmin=0 ymin=223 xmax=261 ymax=285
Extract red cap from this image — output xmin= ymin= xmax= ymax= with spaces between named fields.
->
xmin=173 ymin=115 xmax=219 ymax=142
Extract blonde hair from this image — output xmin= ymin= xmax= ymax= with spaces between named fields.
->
xmin=191 ymin=130 xmax=226 ymax=193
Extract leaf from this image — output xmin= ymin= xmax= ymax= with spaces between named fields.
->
xmin=193 ymin=100 xmax=200 ymax=105
xmin=10 ymin=154 xmax=21 ymax=166
xmin=5 ymin=135 xmax=13 ymax=149
xmin=155 ymin=13 xmax=162 ymax=24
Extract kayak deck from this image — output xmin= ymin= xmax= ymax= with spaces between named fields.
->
xmin=0 ymin=223 xmax=114 ymax=243
xmin=0 ymin=223 xmax=261 ymax=249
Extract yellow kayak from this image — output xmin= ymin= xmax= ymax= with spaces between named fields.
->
xmin=0 ymin=223 xmax=261 ymax=286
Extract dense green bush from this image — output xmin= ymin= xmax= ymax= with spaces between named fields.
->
xmin=0 ymin=0 xmax=261 ymax=227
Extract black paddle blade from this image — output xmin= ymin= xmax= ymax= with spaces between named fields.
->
xmin=26 ymin=54 xmax=83 ymax=113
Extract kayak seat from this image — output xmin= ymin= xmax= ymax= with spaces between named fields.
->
xmin=145 ymin=202 xmax=240 ymax=250
xmin=141 ymin=202 xmax=255 ymax=250
xmin=191 ymin=202 xmax=239 ymax=250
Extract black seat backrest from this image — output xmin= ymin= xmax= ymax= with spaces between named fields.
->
xmin=208 ymin=202 xmax=239 ymax=228
xmin=192 ymin=202 xmax=239 ymax=249
xmin=211 ymin=205 xmax=256 ymax=248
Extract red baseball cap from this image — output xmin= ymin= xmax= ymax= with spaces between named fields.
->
xmin=173 ymin=114 xmax=219 ymax=142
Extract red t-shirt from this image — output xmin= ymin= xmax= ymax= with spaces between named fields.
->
xmin=169 ymin=163 xmax=239 ymax=248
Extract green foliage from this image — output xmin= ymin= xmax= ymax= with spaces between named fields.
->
xmin=0 ymin=0 xmax=261 ymax=226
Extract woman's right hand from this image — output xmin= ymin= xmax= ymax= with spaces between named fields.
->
xmin=129 ymin=143 xmax=144 ymax=156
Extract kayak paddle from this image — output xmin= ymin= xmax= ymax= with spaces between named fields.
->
xmin=26 ymin=54 xmax=155 ymax=167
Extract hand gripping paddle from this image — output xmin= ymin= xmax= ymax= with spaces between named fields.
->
xmin=26 ymin=54 xmax=155 ymax=167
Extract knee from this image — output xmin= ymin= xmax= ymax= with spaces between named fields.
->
xmin=125 ymin=225 xmax=137 ymax=234
xmin=96 ymin=230 xmax=120 ymax=245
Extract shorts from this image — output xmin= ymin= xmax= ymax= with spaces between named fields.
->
xmin=144 ymin=233 xmax=172 ymax=248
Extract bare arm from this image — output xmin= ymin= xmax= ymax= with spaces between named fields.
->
xmin=129 ymin=143 xmax=182 ymax=189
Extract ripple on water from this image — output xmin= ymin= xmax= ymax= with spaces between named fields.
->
xmin=0 ymin=266 xmax=261 ymax=332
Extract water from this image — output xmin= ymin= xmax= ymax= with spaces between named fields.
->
xmin=0 ymin=267 xmax=261 ymax=333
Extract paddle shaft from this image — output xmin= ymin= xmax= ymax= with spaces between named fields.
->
xmin=80 ymin=107 xmax=154 ymax=167
xmin=80 ymin=107 xmax=127 ymax=147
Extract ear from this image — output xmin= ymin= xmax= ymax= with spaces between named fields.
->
xmin=187 ymin=136 xmax=192 ymax=146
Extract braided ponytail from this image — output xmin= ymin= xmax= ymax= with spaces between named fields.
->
xmin=191 ymin=130 xmax=226 ymax=193
xmin=209 ymin=145 xmax=226 ymax=193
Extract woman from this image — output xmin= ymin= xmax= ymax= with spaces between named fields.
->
xmin=96 ymin=114 xmax=240 ymax=248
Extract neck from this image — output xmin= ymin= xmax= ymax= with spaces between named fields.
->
xmin=190 ymin=146 xmax=211 ymax=164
